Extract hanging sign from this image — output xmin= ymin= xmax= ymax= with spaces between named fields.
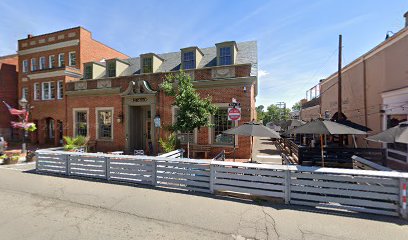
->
xmin=228 ymin=107 xmax=241 ymax=121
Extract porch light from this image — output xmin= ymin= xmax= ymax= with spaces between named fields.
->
xmin=154 ymin=115 xmax=161 ymax=128
xmin=117 ymin=112 xmax=123 ymax=123
xmin=19 ymin=97 xmax=28 ymax=108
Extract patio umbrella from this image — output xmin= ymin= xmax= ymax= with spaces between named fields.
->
xmin=223 ymin=122 xmax=281 ymax=162
xmin=366 ymin=121 xmax=408 ymax=144
xmin=280 ymin=119 xmax=306 ymax=129
xmin=290 ymin=119 xmax=367 ymax=167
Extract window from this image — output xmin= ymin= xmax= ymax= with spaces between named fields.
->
xmin=107 ymin=61 xmax=116 ymax=77
xmin=213 ymin=108 xmax=234 ymax=145
xmin=22 ymin=60 xmax=29 ymax=73
xmin=219 ymin=47 xmax=232 ymax=65
xmin=142 ymin=57 xmax=153 ymax=73
xmin=49 ymin=55 xmax=55 ymax=68
xmin=183 ymin=52 xmax=195 ymax=69
xmin=39 ymin=56 xmax=46 ymax=70
xmin=22 ymin=87 xmax=28 ymax=100
xmin=69 ymin=52 xmax=76 ymax=66
xmin=84 ymin=65 xmax=92 ymax=79
xmin=97 ymin=109 xmax=113 ymax=139
xmin=74 ymin=110 xmax=88 ymax=137
xmin=386 ymin=114 xmax=407 ymax=160
xmin=57 ymin=80 xmax=63 ymax=99
xmin=30 ymin=58 xmax=37 ymax=71
xmin=34 ymin=83 xmax=40 ymax=100
xmin=42 ymin=82 xmax=55 ymax=100
xmin=58 ymin=53 xmax=65 ymax=67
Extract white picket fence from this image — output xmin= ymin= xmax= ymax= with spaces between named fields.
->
xmin=35 ymin=150 xmax=408 ymax=219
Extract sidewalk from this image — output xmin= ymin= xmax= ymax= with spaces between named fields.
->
xmin=253 ymin=137 xmax=282 ymax=164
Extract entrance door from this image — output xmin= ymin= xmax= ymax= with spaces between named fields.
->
xmin=128 ymin=106 xmax=149 ymax=153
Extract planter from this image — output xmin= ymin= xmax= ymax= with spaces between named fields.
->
xmin=3 ymin=157 xmax=18 ymax=165
xmin=26 ymin=152 xmax=36 ymax=162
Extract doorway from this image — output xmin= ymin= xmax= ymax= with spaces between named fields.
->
xmin=128 ymin=106 xmax=151 ymax=153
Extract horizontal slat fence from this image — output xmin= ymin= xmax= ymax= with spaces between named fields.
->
xmin=36 ymin=150 xmax=408 ymax=219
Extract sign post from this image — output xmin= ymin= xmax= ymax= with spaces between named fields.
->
xmin=228 ymin=98 xmax=241 ymax=161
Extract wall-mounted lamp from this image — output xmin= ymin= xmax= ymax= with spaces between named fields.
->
xmin=116 ymin=112 xmax=124 ymax=123
xmin=243 ymin=86 xmax=247 ymax=93
xmin=154 ymin=115 xmax=161 ymax=128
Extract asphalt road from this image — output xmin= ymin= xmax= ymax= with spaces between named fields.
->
xmin=0 ymin=163 xmax=407 ymax=240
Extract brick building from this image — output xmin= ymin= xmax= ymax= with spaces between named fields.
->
xmin=17 ymin=27 xmax=128 ymax=146
xmin=0 ymin=54 xmax=18 ymax=139
xmin=65 ymin=41 xmax=258 ymax=159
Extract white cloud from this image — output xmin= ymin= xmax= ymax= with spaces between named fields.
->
xmin=258 ymin=70 xmax=270 ymax=78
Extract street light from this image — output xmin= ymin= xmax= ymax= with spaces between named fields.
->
xmin=18 ymin=97 xmax=29 ymax=153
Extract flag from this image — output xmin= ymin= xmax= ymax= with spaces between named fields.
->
xmin=10 ymin=121 xmax=35 ymax=129
xmin=2 ymin=101 xmax=26 ymax=116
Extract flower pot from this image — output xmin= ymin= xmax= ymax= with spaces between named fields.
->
xmin=4 ymin=157 xmax=18 ymax=165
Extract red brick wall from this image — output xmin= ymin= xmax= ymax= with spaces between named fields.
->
xmin=0 ymin=55 xmax=18 ymax=139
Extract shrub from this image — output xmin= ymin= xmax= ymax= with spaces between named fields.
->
xmin=159 ymin=133 xmax=180 ymax=153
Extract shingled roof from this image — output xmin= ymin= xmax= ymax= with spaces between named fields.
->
xmin=119 ymin=40 xmax=257 ymax=77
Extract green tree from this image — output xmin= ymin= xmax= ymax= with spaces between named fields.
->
xmin=259 ymin=104 xmax=290 ymax=125
xmin=256 ymin=105 xmax=265 ymax=122
xmin=292 ymin=101 xmax=302 ymax=111
xmin=161 ymin=71 xmax=217 ymax=157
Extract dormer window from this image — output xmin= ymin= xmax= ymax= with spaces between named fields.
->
xmin=183 ymin=52 xmax=195 ymax=69
xmin=107 ymin=61 xmax=116 ymax=77
xmin=142 ymin=57 xmax=153 ymax=73
xmin=219 ymin=47 xmax=232 ymax=65
xmin=84 ymin=65 xmax=92 ymax=79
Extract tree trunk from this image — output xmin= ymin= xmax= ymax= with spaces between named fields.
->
xmin=187 ymin=132 xmax=190 ymax=158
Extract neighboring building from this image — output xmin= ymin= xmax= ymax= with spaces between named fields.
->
xmin=65 ymin=41 xmax=258 ymax=158
xmin=17 ymin=27 xmax=128 ymax=146
xmin=300 ymin=13 xmax=408 ymax=170
xmin=0 ymin=54 xmax=18 ymax=140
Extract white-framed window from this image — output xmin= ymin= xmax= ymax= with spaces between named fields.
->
xmin=172 ymin=106 xmax=196 ymax=144
xmin=96 ymin=107 xmax=114 ymax=140
xmin=49 ymin=55 xmax=55 ymax=68
xmin=219 ymin=47 xmax=232 ymax=65
xmin=84 ymin=65 xmax=92 ymax=79
xmin=22 ymin=60 xmax=29 ymax=73
xmin=69 ymin=51 xmax=76 ymax=66
xmin=39 ymin=56 xmax=46 ymax=70
xmin=42 ymin=82 xmax=55 ymax=100
xmin=57 ymin=80 xmax=63 ymax=99
xmin=142 ymin=57 xmax=153 ymax=73
xmin=183 ymin=51 xmax=195 ymax=69
xmin=58 ymin=53 xmax=65 ymax=67
xmin=73 ymin=109 xmax=89 ymax=137
xmin=212 ymin=107 xmax=235 ymax=145
xmin=30 ymin=58 xmax=37 ymax=71
xmin=33 ymin=83 xmax=40 ymax=100
xmin=22 ymin=87 xmax=28 ymax=100
xmin=107 ymin=61 xmax=116 ymax=77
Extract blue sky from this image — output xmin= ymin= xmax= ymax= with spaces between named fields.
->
xmin=1 ymin=0 xmax=407 ymax=108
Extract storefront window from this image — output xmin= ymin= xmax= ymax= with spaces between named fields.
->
xmin=75 ymin=111 xmax=88 ymax=137
xmin=213 ymin=108 xmax=234 ymax=145
xmin=97 ymin=110 xmax=113 ymax=139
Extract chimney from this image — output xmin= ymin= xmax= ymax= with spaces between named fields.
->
xmin=27 ymin=34 xmax=34 ymax=39
xmin=404 ymin=11 xmax=408 ymax=27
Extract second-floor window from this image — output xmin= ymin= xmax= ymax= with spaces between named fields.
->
xmin=142 ymin=57 xmax=153 ymax=73
xmin=219 ymin=47 xmax=232 ymax=65
xmin=57 ymin=80 xmax=63 ymax=99
xmin=49 ymin=55 xmax=55 ymax=68
xmin=22 ymin=87 xmax=28 ymax=100
xmin=42 ymin=82 xmax=55 ymax=100
xmin=84 ymin=65 xmax=92 ymax=79
xmin=107 ymin=62 xmax=116 ymax=77
xmin=58 ymin=53 xmax=65 ymax=67
xmin=183 ymin=52 xmax=195 ymax=69
xmin=34 ymin=83 xmax=40 ymax=100
xmin=39 ymin=57 xmax=46 ymax=70
xmin=22 ymin=60 xmax=28 ymax=73
xmin=69 ymin=52 xmax=76 ymax=66
xmin=31 ymin=58 xmax=37 ymax=71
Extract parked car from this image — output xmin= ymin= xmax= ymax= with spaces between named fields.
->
xmin=0 ymin=136 xmax=8 ymax=154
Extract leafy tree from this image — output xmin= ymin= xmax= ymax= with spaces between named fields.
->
xmin=161 ymin=71 xmax=217 ymax=157
xmin=257 ymin=104 xmax=290 ymax=125
xmin=256 ymin=105 xmax=265 ymax=122
xmin=292 ymin=101 xmax=302 ymax=111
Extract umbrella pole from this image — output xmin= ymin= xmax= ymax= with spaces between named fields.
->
xmin=250 ymin=136 xmax=253 ymax=163
xmin=320 ymin=134 xmax=325 ymax=167
xmin=233 ymin=135 xmax=236 ymax=162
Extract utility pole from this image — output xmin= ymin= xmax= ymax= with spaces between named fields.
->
xmin=337 ymin=34 xmax=343 ymax=146
xmin=276 ymin=102 xmax=286 ymax=120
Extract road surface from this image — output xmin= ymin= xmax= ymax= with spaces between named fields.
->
xmin=0 ymin=163 xmax=406 ymax=240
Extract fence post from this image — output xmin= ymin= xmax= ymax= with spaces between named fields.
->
xmin=66 ymin=154 xmax=71 ymax=176
xmin=35 ymin=151 xmax=39 ymax=172
xmin=152 ymin=160 xmax=157 ymax=186
xmin=210 ymin=162 xmax=215 ymax=194
xmin=284 ymin=169 xmax=291 ymax=204
xmin=400 ymin=178 xmax=407 ymax=219
xmin=106 ymin=157 xmax=110 ymax=181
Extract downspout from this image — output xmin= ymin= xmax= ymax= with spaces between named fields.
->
xmin=363 ymin=58 xmax=368 ymax=147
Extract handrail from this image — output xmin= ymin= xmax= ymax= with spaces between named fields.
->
xmin=352 ymin=155 xmax=392 ymax=171
xmin=213 ymin=150 xmax=225 ymax=161
xmin=160 ymin=149 xmax=185 ymax=158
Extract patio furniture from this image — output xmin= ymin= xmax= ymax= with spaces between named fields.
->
xmin=190 ymin=145 xmax=212 ymax=159
xmin=134 ymin=150 xmax=145 ymax=155
xmin=111 ymin=151 xmax=123 ymax=155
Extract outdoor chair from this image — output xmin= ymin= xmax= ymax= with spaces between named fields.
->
xmin=111 ymin=151 xmax=124 ymax=155
xmin=134 ymin=150 xmax=145 ymax=155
